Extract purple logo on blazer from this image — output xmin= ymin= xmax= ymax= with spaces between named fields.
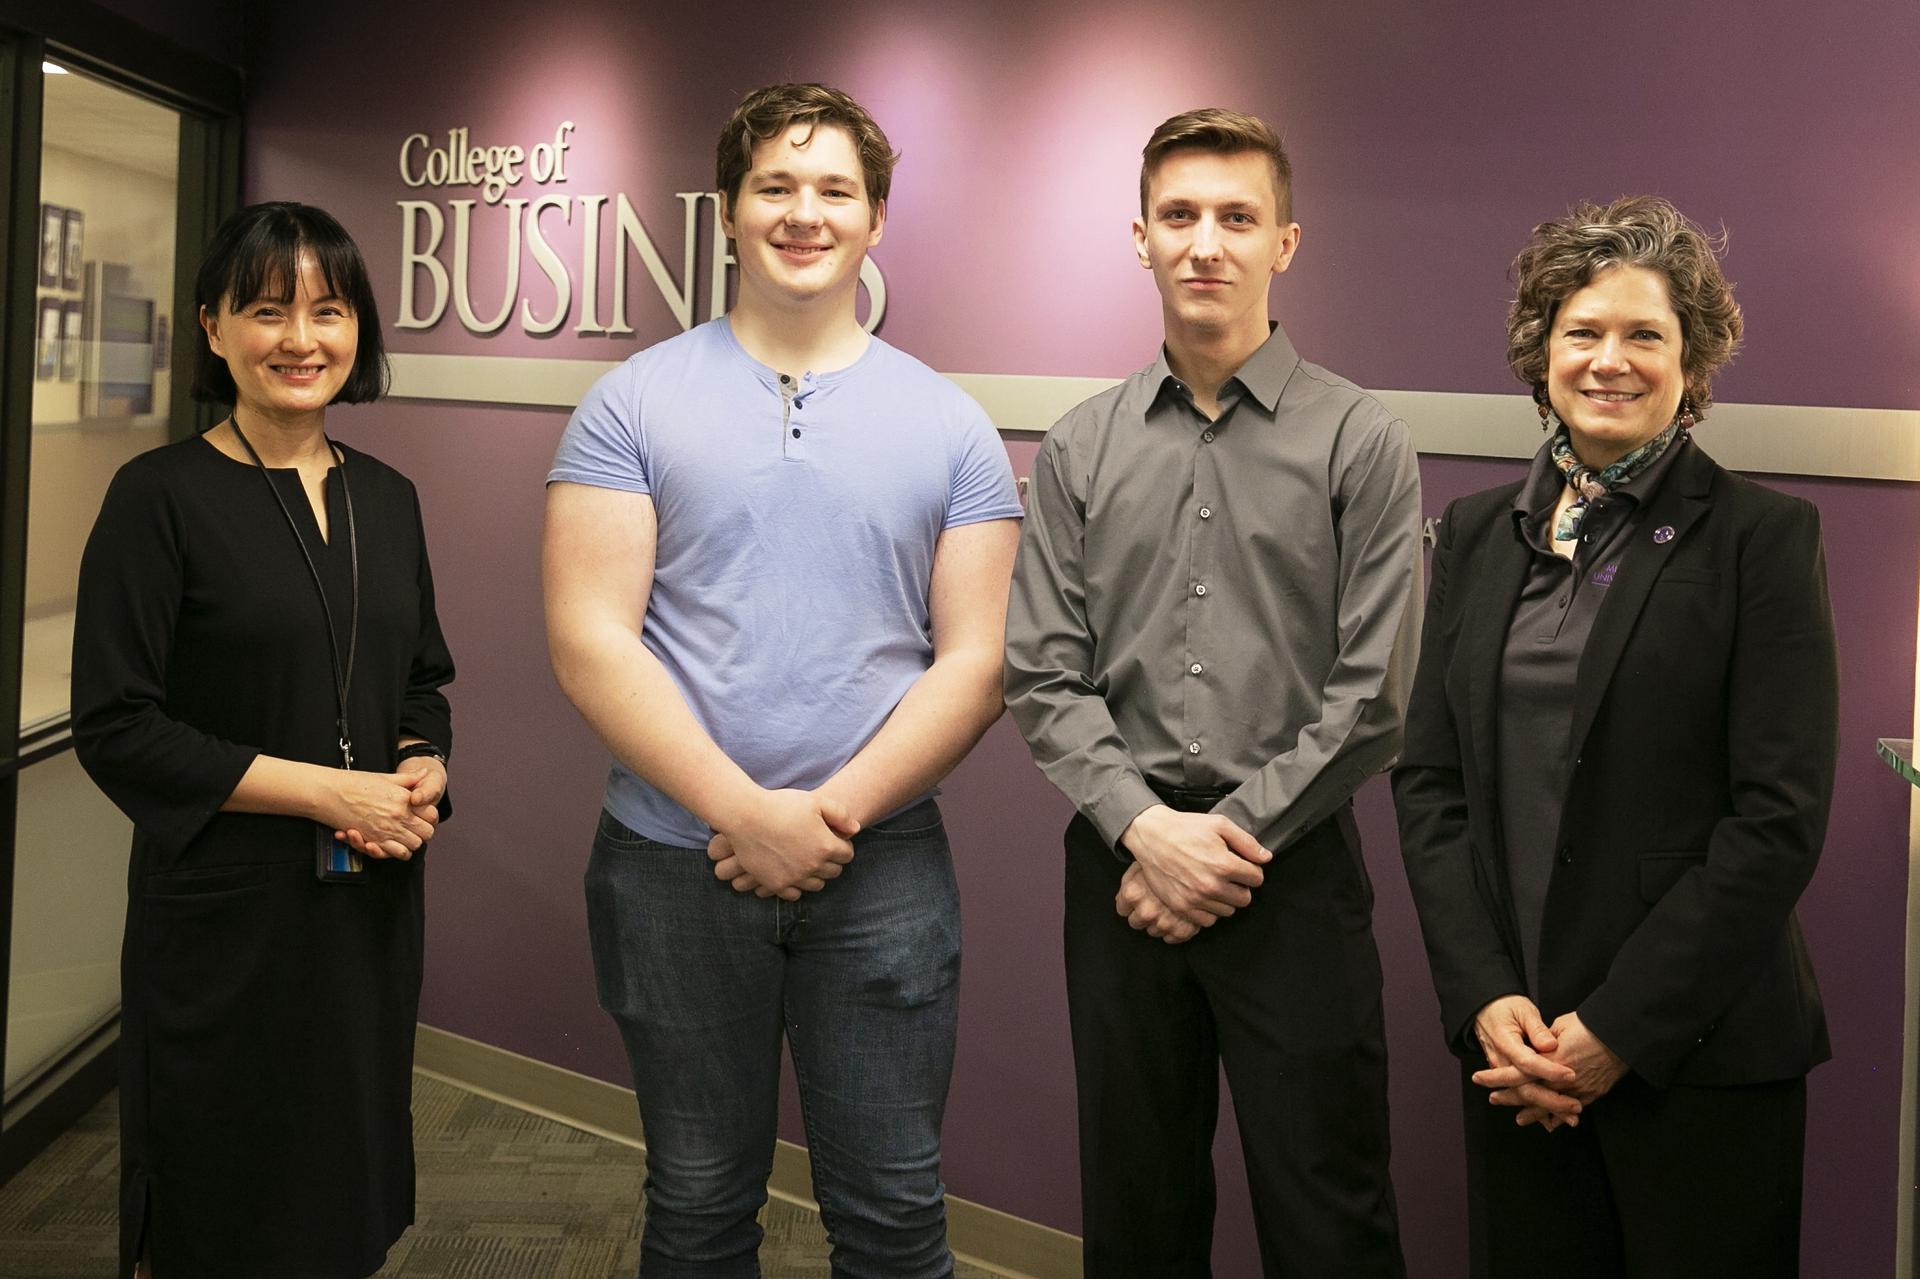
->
xmin=1591 ymin=560 xmax=1619 ymax=586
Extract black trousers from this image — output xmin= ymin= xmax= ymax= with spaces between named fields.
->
xmin=1465 ymin=1067 xmax=1806 ymax=1278
xmin=1063 ymin=801 xmax=1405 ymax=1279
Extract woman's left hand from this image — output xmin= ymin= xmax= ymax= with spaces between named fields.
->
xmin=395 ymin=754 xmax=448 ymax=809
xmin=1541 ymin=1012 xmax=1628 ymax=1103
xmin=1474 ymin=1010 xmax=1627 ymax=1116
xmin=343 ymin=756 xmax=446 ymax=857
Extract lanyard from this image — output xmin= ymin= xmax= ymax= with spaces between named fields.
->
xmin=229 ymin=417 xmax=361 ymax=770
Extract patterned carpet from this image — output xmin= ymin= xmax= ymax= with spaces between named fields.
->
xmin=0 ymin=1073 xmax=1007 ymax=1278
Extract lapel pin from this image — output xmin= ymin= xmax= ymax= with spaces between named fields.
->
xmin=1653 ymin=525 xmax=1675 ymax=544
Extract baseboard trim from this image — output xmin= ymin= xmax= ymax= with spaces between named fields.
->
xmin=0 ymin=1016 xmax=119 ymax=1188
xmin=414 ymin=1023 xmax=1082 ymax=1279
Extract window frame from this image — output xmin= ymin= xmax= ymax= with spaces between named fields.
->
xmin=0 ymin=0 xmax=241 ymax=1186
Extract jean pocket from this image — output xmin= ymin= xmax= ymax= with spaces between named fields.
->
xmin=595 ymin=809 xmax=670 ymax=852
xmin=861 ymin=799 xmax=945 ymax=842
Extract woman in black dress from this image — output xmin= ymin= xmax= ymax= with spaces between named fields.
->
xmin=73 ymin=202 xmax=455 ymax=1278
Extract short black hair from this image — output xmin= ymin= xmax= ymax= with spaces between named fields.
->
xmin=190 ymin=202 xmax=388 ymax=405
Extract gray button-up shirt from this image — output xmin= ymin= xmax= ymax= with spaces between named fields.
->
xmin=1005 ymin=324 xmax=1424 ymax=856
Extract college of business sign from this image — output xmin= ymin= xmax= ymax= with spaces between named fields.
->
xmin=393 ymin=121 xmax=887 ymax=337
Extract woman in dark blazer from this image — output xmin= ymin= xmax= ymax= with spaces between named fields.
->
xmin=1393 ymin=195 xmax=1836 ymax=1278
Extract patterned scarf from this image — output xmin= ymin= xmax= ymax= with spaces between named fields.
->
xmin=1547 ymin=413 xmax=1684 ymax=542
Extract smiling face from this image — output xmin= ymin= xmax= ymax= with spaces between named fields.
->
xmin=1134 ymin=148 xmax=1299 ymax=350
xmin=720 ymin=121 xmax=884 ymax=315
xmin=1545 ymin=264 xmax=1687 ymax=468
xmin=200 ymin=250 xmax=358 ymax=426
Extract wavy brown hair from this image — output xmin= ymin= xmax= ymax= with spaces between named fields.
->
xmin=715 ymin=83 xmax=897 ymax=214
xmin=1506 ymin=195 xmax=1743 ymax=418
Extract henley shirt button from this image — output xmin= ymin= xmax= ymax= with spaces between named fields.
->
xmin=1199 ymin=507 xmax=1212 ymax=519
xmin=1190 ymin=662 xmax=1203 ymax=675
xmin=1187 ymin=742 xmax=1201 ymax=755
xmin=791 ymin=428 xmax=801 ymax=438
xmin=778 ymin=373 xmax=793 ymax=385
xmin=1194 ymin=583 xmax=1207 ymax=596
xmin=1201 ymin=431 xmax=1215 ymax=443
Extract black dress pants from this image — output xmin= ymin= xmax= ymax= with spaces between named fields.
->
xmin=1465 ymin=1067 xmax=1806 ymax=1278
xmin=1063 ymin=802 xmax=1405 ymax=1279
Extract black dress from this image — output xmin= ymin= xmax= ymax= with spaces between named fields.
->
xmin=72 ymin=433 xmax=455 ymax=1279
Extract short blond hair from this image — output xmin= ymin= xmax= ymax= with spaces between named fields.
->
xmin=1140 ymin=108 xmax=1292 ymax=221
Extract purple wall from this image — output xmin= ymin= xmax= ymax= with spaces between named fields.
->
xmin=233 ymin=3 xmax=1920 ymax=1274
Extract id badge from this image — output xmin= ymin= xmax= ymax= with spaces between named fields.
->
xmin=315 ymin=823 xmax=367 ymax=882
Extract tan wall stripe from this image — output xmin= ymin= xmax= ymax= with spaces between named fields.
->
xmin=389 ymin=352 xmax=1920 ymax=482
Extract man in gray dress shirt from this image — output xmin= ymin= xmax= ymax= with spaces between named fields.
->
xmin=1005 ymin=108 xmax=1421 ymax=1276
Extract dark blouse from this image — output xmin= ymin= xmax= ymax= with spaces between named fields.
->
xmin=1496 ymin=435 xmax=1685 ymax=995
xmin=72 ymin=433 xmax=453 ymax=1278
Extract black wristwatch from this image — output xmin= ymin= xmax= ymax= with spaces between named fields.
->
xmin=395 ymin=741 xmax=446 ymax=766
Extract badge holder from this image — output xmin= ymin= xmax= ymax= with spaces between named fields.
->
xmin=316 ymin=825 xmax=366 ymax=882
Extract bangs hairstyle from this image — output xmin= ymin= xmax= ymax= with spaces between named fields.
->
xmin=190 ymin=201 xmax=388 ymax=406
xmin=715 ymin=82 xmax=897 ymax=213
xmin=1140 ymin=108 xmax=1293 ymax=222
xmin=1506 ymin=195 xmax=1743 ymax=419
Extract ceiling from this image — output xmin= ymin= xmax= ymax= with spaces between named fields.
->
xmin=41 ymin=64 xmax=179 ymax=181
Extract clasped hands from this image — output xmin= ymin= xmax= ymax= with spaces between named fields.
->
xmin=330 ymin=756 xmax=447 ymax=861
xmin=708 ymin=788 xmax=860 ymax=901
xmin=1471 ymin=995 xmax=1628 ymax=1132
xmin=1113 ymin=805 xmax=1271 ymax=943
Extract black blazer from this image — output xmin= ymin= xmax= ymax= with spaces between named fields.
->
xmin=1392 ymin=439 xmax=1836 ymax=1088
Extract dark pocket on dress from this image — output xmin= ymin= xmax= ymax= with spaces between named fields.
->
xmin=143 ymin=862 xmax=272 ymax=897
xmin=1638 ymin=850 xmax=1706 ymax=903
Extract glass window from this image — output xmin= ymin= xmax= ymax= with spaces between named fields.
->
xmin=24 ymin=63 xmax=181 ymax=736
xmin=2 ymin=749 xmax=131 ymax=1097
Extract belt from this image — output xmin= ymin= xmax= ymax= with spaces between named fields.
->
xmin=1146 ymin=777 xmax=1237 ymax=814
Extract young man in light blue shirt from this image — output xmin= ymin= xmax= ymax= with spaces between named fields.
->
xmin=543 ymin=83 xmax=1021 ymax=1278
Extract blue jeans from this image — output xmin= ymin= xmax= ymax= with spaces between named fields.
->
xmin=585 ymin=799 xmax=960 ymax=1279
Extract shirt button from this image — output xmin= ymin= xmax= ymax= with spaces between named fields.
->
xmin=1201 ymin=431 xmax=1215 ymax=443
xmin=1190 ymin=662 xmax=1203 ymax=675
xmin=1188 ymin=742 xmax=1201 ymax=755
xmin=778 ymin=373 xmax=793 ymax=385
xmin=1558 ymin=845 xmax=1573 ymax=865
xmin=1194 ymin=583 xmax=1207 ymax=596
xmin=1199 ymin=507 xmax=1212 ymax=519
xmin=791 ymin=428 xmax=802 ymax=438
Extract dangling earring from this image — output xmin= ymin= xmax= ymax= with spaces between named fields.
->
xmin=1537 ymin=399 xmax=1562 ymax=433
xmin=1678 ymin=395 xmax=1697 ymax=431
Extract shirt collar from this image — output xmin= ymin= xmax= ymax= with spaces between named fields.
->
xmin=1144 ymin=322 xmax=1300 ymax=415
xmin=1511 ymin=429 xmax=1692 ymax=537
